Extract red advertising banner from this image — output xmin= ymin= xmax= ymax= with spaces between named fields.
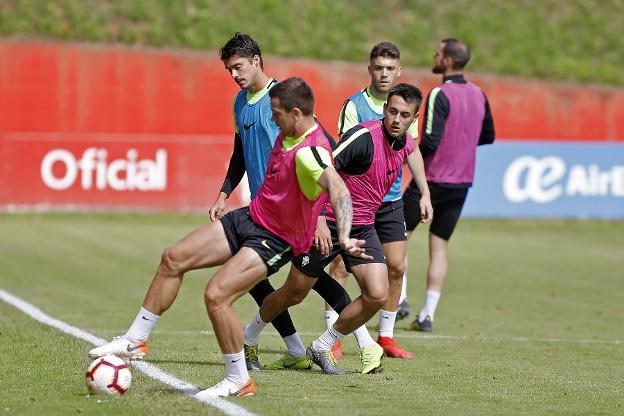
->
xmin=0 ymin=133 xmax=248 ymax=212
xmin=2 ymin=40 xmax=624 ymax=213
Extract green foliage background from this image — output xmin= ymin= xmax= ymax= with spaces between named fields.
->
xmin=1 ymin=0 xmax=623 ymax=85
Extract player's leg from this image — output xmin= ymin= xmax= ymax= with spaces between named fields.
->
xmin=345 ymin=261 xmax=389 ymax=326
xmin=400 ymin=180 xmax=425 ymax=322
xmin=308 ymin=262 xmax=388 ymax=375
xmin=331 ymin=261 xmax=388 ymax=373
xmin=308 ymin=225 xmax=388 ymax=374
xmin=89 ymin=215 xmax=233 ymax=359
xmin=411 ymin=187 xmax=468 ymax=332
xmin=205 ymin=248 xmax=268 ymax=353
xmin=143 ymin=220 xmax=232 ymax=314
xmin=195 ymin=247 xmax=268 ymax=398
xmin=402 ymin=228 xmax=415 ymax=313
xmin=371 ymin=200 xmax=413 ymax=356
xmin=313 ymin=270 xmax=353 ymax=315
xmin=198 ymin=213 xmax=300 ymax=398
xmin=340 ymin=262 xmax=389 ymax=329
xmin=324 ymin=256 xmax=349 ymax=359
xmin=243 ymin=258 xmax=326 ymax=370
xmin=262 ymin=265 xmax=318 ymax=321
xmin=313 ymin=268 xmax=381 ymax=362
xmin=377 ymin=239 xmax=413 ymax=358
xmin=247 ymin=280 xmax=306 ymax=370
xmin=397 ymin=273 xmax=410 ymax=319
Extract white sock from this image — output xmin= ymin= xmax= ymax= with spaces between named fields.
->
xmin=223 ymin=350 xmax=249 ymax=385
xmin=125 ymin=307 xmax=159 ymax=341
xmin=419 ymin=289 xmax=441 ymax=321
xmin=325 ymin=310 xmax=339 ymax=330
xmin=243 ymin=311 xmax=267 ymax=346
xmin=378 ymin=309 xmax=397 ymax=338
xmin=399 ymin=273 xmax=408 ymax=304
xmin=312 ymin=325 xmax=345 ymax=352
xmin=283 ymin=332 xmax=306 ymax=357
xmin=352 ymin=325 xmax=376 ymax=348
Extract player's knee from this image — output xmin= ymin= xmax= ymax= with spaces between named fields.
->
xmin=329 ymin=261 xmax=349 ymax=284
xmin=387 ymin=262 xmax=405 ymax=282
xmin=203 ymin=284 xmax=227 ymax=314
xmin=159 ymin=246 xmax=184 ymax=275
xmin=331 ymin=269 xmax=349 ymax=285
xmin=285 ymin=287 xmax=308 ymax=306
xmin=362 ymin=288 xmax=387 ymax=309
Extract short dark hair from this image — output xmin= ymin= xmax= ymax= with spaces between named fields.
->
xmin=370 ymin=41 xmax=400 ymax=61
xmin=387 ymin=83 xmax=423 ymax=111
xmin=269 ymin=77 xmax=314 ymax=116
xmin=441 ymin=38 xmax=470 ymax=69
xmin=219 ymin=32 xmax=263 ymax=69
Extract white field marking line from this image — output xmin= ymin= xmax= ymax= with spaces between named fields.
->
xmin=102 ymin=329 xmax=623 ymax=346
xmin=0 ymin=289 xmax=258 ymax=416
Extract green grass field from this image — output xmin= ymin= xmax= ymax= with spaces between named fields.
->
xmin=1 ymin=0 xmax=623 ymax=85
xmin=1 ymin=213 xmax=623 ymax=415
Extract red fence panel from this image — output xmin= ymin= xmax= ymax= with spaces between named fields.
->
xmin=2 ymin=40 xmax=623 ymax=212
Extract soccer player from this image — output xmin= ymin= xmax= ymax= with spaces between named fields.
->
xmin=243 ymin=84 xmax=432 ymax=375
xmin=89 ymin=77 xmax=368 ymax=397
xmin=208 ymin=32 xmax=310 ymax=370
xmin=403 ymin=38 xmax=495 ymax=332
xmin=329 ymin=42 xmax=423 ymax=359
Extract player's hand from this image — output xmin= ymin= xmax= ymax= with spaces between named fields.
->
xmin=314 ymin=216 xmax=332 ymax=255
xmin=339 ymin=238 xmax=373 ymax=260
xmin=209 ymin=193 xmax=228 ymax=221
xmin=419 ymin=192 xmax=433 ymax=224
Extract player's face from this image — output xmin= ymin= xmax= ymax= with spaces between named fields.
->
xmin=432 ymin=42 xmax=448 ymax=74
xmin=383 ymin=95 xmax=418 ymax=138
xmin=270 ymin=97 xmax=296 ymax=136
xmin=368 ymin=57 xmax=401 ymax=94
xmin=223 ymin=54 xmax=261 ymax=89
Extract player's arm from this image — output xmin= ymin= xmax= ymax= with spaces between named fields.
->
xmin=210 ymin=132 xmax=246 ymax=221
xmin=419 ymin=88 xmax=449 ymax=157
xmin=406 ymin=149 xmax=433 ymax=224
xmin=210 ymin=98 xmax=246 ymax=220
xmin=479 ymin=93 xmax=495 ymax=145
xmin=318 ymin=167 xmax=371 ymax=259
xmin=337 ymin=100 xmax=359 ymax=138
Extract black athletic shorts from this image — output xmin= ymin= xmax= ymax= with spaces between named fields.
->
xmin=374 ymin=199 xmax=407 ymax=244
xmin=292 ymin=220 xmax=386 ymax=277
xmin=219 ymin=207 xmax=293 ymax=276
xmin=402 ymin=180 xmax=468 ymax=241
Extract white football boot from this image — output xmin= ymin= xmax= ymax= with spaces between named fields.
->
xmin=89 ymin=336 xmax=148 ymax=359
xmin=194 ymin=378 xmax=256 ymax=398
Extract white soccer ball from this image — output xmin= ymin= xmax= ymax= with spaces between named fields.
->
xmin=85 ymin=355 xmax=132 ymax=396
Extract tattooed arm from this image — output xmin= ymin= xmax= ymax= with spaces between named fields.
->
xmin=333 ymin=192 xmax=353 ymax=244
xmin=317 ymin=166 xmax=371 ymax=259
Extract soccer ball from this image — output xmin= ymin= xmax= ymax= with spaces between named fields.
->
xmin=85 ymin=355 xmax=132 ymax=396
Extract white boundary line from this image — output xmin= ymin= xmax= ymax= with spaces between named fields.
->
xmin=0 ymin=288 xmax=258 ymax=416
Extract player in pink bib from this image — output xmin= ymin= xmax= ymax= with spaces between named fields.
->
xmin=243 ymin=84 xmax=433 ymax=375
